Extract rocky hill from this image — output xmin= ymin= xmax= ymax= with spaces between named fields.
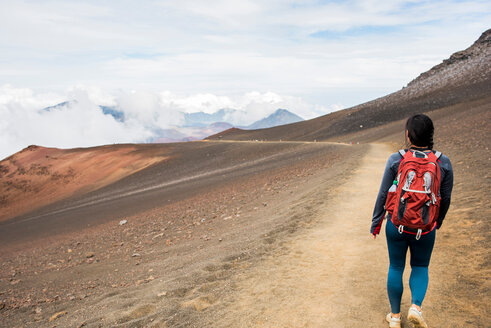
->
xmin=208 ymin=29 xmax=491 ymax=142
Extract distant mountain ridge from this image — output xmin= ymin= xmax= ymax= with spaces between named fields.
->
xmin=40 ymin=101 xmax=304 ymax=142
xmin=183 ymin=108 xmax=236 ymax=127
xmin=43 ymin=100 xmax=126 ymax=123
xmin=245 ymin=109 xmax=303 ymax=129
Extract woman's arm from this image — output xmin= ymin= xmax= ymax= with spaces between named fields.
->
xmin=436 ymin=155 xmax=453 ymax=229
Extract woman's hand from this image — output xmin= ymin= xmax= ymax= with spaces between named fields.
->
xmin=372 ymin=234 xmax=377 ymax=239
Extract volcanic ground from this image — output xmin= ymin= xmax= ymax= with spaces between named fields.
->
xmin=0 ymin=30 xmax=490 ymax=328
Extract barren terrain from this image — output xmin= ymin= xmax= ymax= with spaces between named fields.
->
xmin=0 ymin=145 xmax=167 ymax=221
xmin=0 ymin=30 xmax=490 ymax=327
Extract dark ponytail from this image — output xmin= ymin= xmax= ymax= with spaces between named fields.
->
xmin=405 ymin=114 xmax=434 ymax=149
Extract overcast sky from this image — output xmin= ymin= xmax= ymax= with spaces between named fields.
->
xmin=0 ymin=0 xmax=490 ymax=159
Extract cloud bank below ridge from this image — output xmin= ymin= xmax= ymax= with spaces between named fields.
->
xmin=0 ymin=85 xmax=338 ymax=160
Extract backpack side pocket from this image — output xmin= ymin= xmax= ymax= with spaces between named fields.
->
xmin=385 ymin=189 xmax=397 ymax=214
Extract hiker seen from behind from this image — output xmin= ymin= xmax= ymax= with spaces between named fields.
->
xmin=371 ymin=114 xmax=454 ymax=328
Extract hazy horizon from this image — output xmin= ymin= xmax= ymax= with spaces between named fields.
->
xmin=1 ymin=0 xmax=490 ymax=159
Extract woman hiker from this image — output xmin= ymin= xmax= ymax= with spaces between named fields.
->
xmin=370 ymin=114 xmax=453 ymax=328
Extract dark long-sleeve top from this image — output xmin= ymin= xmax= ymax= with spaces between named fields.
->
xmin=370 ymin=150 xmax=454 ymax=234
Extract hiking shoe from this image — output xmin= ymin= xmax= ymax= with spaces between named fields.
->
xmin=407 ymin=307 xmax=428 ymax=328
xmin=386 ymin=313 xmax=401 ymax=328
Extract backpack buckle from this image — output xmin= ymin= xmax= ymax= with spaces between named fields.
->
xmin=398 ymin=225 xmax=404 ymax=234
xmin=416 ymin=229 xmax=422 ymax=240
xmin=413 ymin=150 xmax=428 ymax=158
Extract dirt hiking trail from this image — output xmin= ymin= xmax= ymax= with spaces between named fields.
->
xmin=205 ymin=143 xmax=431 ymax=327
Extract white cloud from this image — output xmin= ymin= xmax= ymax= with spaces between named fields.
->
xmin=0 ymin=85 xmax=331 ymax=160
xmin=68 ymin=85 xmax=116 ymax=107
xmin=221 ymin=91 xmax=332 ymax=125
xmin=1 ymin=1 xmax=489 ymax=96
xmin=117 ymin=90 xmax=185 ymax=128
xmin=158 ymin=0 xmax=262 ymax=26
xmin=0 ymin=84 xmax=63 ymax=109
xmin=0 ymin=86 xmax=149 ymax=160
xmin=170 ymin=93 xmax=235 ymax=114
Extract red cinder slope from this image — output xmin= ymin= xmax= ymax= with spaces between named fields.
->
xmin=0 ymin=144 xmax=167 ymax=221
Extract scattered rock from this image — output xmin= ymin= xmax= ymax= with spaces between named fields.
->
xmin=10 ymin=279 xmax=20 ymax=285
xmin=263 ymin=202 xmax=268 ymax=206
xmin=78 ymin=322 xmax=87 ymax=328
xmin=200 ymin=218 xmax=206 ymax=223
xmin=131 ymin=253 xmax=141 ymax=257
xmin=85 ymin=252 xmax=95 ymax=258
xmin=49 ymin=310 xmax=67 ymax=322
xmin=157 ymin=291 xmax=167 ymax=297
xmin=119 ymin=220 xmax=128 ymax=226
xmin=35 ymin=307 xmax=42 ymax=314
xmin=218 ymin=238 xmax=223 ymax=242
xmin=152 ymin=233 xmax=164 ymax=239
xmin=67 ymin=249 xmax=72 ymax=253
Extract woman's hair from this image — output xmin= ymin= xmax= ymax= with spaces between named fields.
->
xmin=405 ymin=114 xmax=434 ymax=149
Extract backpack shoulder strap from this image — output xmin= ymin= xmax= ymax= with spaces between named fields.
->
xmin=434 ymin=150 xmax=442 ymax=159
xmin=399 ymin=149 xmax=406 ymax=157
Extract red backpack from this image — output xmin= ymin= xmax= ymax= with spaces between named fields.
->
xmin=385 ymin=149 xmax=442 ymax=239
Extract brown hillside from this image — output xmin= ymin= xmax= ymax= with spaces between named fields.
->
xmin=0 ymin=144 xmax=167 ymax=221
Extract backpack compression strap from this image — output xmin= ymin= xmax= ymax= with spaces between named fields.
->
xmin=400 ymin=149 xmax=442 ymax=160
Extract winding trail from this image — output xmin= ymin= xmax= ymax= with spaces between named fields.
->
xmin=212 ymin=143 xmax=394 ymax=327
